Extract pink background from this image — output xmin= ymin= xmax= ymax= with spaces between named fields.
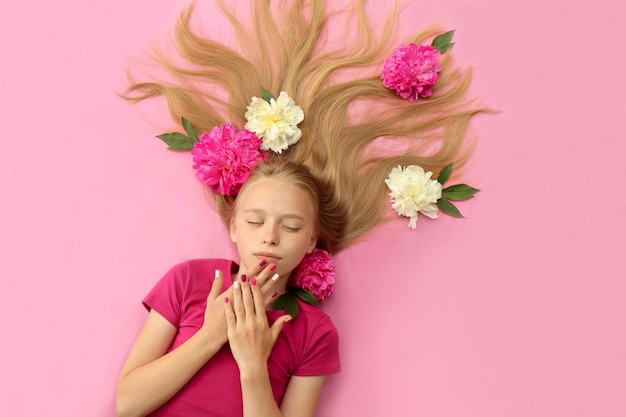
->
xmin=1 ymin=0 xmax=624 ymax=416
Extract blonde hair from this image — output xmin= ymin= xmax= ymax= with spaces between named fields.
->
xmin=125 ymin=0 xmax=484 ymax=252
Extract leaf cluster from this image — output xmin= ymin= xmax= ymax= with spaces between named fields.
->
xmin=436 ymin=163 xmax=480 ymax=218
xmin=431 ymin=30 xmax=455 ymax=53
xmin=272 ymin=289 xmax=320 ymax=319
xmin=156 ymin=117 xmax=199 ymax=151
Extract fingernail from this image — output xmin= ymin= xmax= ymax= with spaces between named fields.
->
xmin=285 ymin=316 xmax=292 ymax=322
xmin=224 ymin=297 xmax=229 ymax=303
xmin=234 ymin=281 xmax=240 ymax=290
xmin=271 ymin=273 xmax=280 ymax=281
xmin=268 ymin=264 xmax=276 ymax=271
xmin=250 ymin=277 xmax=257 ymax=286
xmin=240 ymin=274 xmax=247 ymax=283
xmin=271 ymin=291 xmax=278 ymax=298
xmin=259 ymin=260 xmax=267 ymax=267
xmin=215 ymin=270 xmax=221 ymax=278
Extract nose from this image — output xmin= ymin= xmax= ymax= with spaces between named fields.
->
xmin=262 ymin=223 xmax=279 ymax=246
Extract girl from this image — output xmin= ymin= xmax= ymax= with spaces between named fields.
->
xmin=117 ymin=160 xmax=340 ymax=417
xmin=118 ymin=0 xmax=483 ymax=415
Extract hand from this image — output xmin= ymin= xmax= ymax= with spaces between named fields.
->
xmin=199 ymin=262 xmax=281 ymax=344
xmin=198 ymin=269 xmax=231 ymax=345
xmin=237 ymin=261 xmax=283 ymax=306
xmin=224 ymin=276 xmax=291 ymax=372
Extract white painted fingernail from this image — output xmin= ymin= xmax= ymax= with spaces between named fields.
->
xmin=271 ymin=273 xmax=280 ymax=281
xmin=215 ymin=270 xmax=220 ymax=278
xmin=234 ymin=281 xmax=240 ymax=289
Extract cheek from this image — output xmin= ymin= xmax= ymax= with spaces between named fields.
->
xmin=294 ymin=232 xmax=316 ymax=254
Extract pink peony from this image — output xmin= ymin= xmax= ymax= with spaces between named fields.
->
xmin=292 ymin=248 xmax=335 ymax=301
xmin=191 ymin=123 xmax=267 ymax=195
xmin=381 ymin=44 xmax=442 ymax=101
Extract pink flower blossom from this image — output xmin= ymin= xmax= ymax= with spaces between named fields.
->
xmin=381 ymin=44 xmax=442 ymax=101
xmin=292 ymin=248 xmax=335 ymax=301
xmin=191 ymin=123 xmax=267 ymax=195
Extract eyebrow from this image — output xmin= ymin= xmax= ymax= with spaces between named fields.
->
xmin=242 ymin=209 xmax=306 ymax=221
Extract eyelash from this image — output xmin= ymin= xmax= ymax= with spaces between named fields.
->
xmin=246 ymin=221 xmax=300 ymax=232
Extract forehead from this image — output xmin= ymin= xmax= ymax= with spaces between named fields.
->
xmin=235 ymin=177 xmax=316 ymax=220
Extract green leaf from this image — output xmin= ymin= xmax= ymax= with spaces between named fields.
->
xmin=442 ymin=184 xmax=480 ymax=201
xmin=431 ymin=30 xmax=455 ymax=53
xmin=436 ymin=41 xmax=455 ymax=53
xmin=273 ymin=293 xmax=300 ymax=319
xmin=182 ymin=117 xmax=199 ymax=142
xmin=437 ymin=198 xmax=464 ymax=218
xmin=295 ymin=289 xmax=321 ymax=306
xmin=156 ymin=132 xmax=195 ymax=151
xmin=261 ymin=87 xmax=274 ymax=104
xmin=437 ymin=163 xmax=454 ymax=185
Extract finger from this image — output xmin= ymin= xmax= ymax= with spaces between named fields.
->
xmin=270 ymin=315 xmax=292 ymax=342
xmin=223 ymin=296 xmax=235 ymax=329
xmin=260 ymin=272 xmax=281 ymax=299
xmin=232 ymin=280 xmax=245 ymax=322
xmin=256 ymin=263 xmax=277 ymax=286
xmin=221 ymin=287 xmax=233 ymax=299
xmin=239 ymin=275 xmax=255 ymax=319
xmin=208 ymin=269 xmax=224 ymax=301
xmin=239 ymin=260 xmax=272 ymax=286
xmin=264 ymin=290 xmax=279 ymax=308
xmin=250 ymin=277 xmax=266 ymax=321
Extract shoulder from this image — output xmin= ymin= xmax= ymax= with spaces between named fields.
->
xmin=165 ymin=258 xmax=233 ymax=276
xmin=159 ymin=258 xmax=234 ymax=285
xmin=275 ymin=299 xmax=341 ymax=376
xmin=285 ymin=299 xmax=339 ymax=343
xmin=296 ymin=300 xmax=336 ymax=325
xmin=144 ymin=258 xmax=234 ymax=307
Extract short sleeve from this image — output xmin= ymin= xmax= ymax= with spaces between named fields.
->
xmin=293 ymin=316 xmax=341 ymax=376
xmin=142 ymin=262 xmax=188 ymax=327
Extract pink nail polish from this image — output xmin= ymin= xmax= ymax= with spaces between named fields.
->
xmin=259 ymin=260 xmax=267 ymax=267
xmin=241 ymin=274 xmax=247 ymax=283
xmin=250 ymin=277 xmax=257 ymax=286
xmin=271 ymin=291 xmax=278 ymax=298
xmin=224 ymin=297 xmax=229 ymax=303
xmin=269 ymin=264 xmax=277 ymax=271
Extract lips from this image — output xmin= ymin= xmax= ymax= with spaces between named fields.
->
xmin=254 ymin=252 xmax=281 ymax=262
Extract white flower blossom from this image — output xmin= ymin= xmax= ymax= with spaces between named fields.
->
xmin=385 ymin=165 xmax=442 ymax=229
xmin=244 ymin=91 xmax=304 ymax=153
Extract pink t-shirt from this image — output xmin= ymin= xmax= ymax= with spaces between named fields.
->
xmin=143 ymin=259 xmax=340 ymax=417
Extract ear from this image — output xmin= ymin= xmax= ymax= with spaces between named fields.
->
xmin=229 ymin=217 xmax=238 ymax=244
xmin=306 ymin=231 xmax=318 ymax=254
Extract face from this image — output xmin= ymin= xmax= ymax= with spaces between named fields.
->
xmin=230 ymin=177 xmax=318 ymax=279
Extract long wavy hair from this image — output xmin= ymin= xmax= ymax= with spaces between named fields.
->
xmin=124 ymin=0 xmax=484 ymax=253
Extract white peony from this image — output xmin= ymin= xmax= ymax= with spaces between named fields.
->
xmin=244 ymin=91 xmax=304 ymax=153
xmin=385 ymin=165 xmax=442 ymax=229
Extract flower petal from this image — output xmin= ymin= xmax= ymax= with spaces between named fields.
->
xmin=381 ymin=44 xmax=442 ymax=101
xmin=292 ymin=249 xmax=335 ymax=301
xmin=244 ymin=91 xmax=304 ymax=153
xmin=385 ymin=164 xmax=442 ymax=228
xmin=191 ymin=123 xmax=267 ymax=195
